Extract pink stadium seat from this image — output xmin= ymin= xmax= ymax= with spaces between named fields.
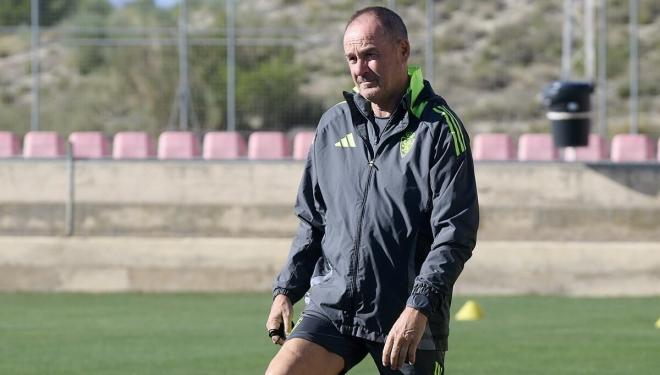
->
xmin=518 ymin=133 xmax=558 ymax=161
xmin=247 ymin=131 xmax=291 ymax=160
xmin=571 ymin=134 xmax=608 ymax=161
xmin=157 ymin=131 xmax=200 ymax=160
xmin=292 ymin=131 xmax=315 ymax=160
xmin=472 ymin=133 xmax=515 ymax=161
xmin=113 ymin=132 xmax=156 ymax=159
xmin=69 ymin=132 xmax=111 ymax=159
xmin=610 ymin=134 xmax=654 ymax=162
xmin=23 ymin=131 xmax=66 ymax=158
xmin=203 ymin=131 xmax=247 ymax=160
xmin=0 ymin=131 xmax=21 ymax=157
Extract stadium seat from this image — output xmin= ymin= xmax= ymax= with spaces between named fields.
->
xmin=157 ymin=131 xmax=200 ymax=160
xmin=472 ymin=133 xmax=515 ymax=161
xmin=203 ymin=131 xmax=246 ymax=160
xmin=0 ymin=131 xmax=21 ymax=157
xmin=113 ymin=132 xmax=156 ymax=159
xmin=292 ymin=131 xmax=315 ymax=160
xmin=570 ymin=134 xmax=608 ymax=161
xmin=517 ymin=133 xmax=558 ymax=161
xmin=610 ymin=134 xmax=655 ymax=162
xmin=247 ymin=131 xmax=291 ymax=160
xmin=23 ymin=131 xmax=66 ymax=158
xmin=69 ymin=132 xmax=111 ymax=159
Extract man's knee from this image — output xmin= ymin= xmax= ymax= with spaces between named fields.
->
xmin=265 ymin=347 xmax=297 ymax=375
xmin=265 ymin=339 xmax=313 ymax=375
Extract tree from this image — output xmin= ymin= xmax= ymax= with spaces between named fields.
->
xmin=0 ymin=0 xmax=78 ymax=26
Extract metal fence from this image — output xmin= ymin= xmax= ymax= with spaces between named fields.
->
xmin=0 ymin=0 xmax=657 ymax=138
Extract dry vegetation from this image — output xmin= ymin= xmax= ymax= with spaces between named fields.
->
xmin=0 ymin=0 xmax=658 ymax=137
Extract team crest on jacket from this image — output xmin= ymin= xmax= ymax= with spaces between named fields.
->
xmin=400 ymin=130 xmax=416 ymax=157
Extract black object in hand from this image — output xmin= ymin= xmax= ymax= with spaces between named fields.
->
xmin=268 ymin=321 xmax=295 ymax=339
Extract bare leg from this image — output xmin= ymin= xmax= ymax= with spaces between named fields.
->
xmin=265 ymin=338 xmax=345 ymax=375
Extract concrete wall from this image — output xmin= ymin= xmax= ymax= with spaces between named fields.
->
xmin=1 ymin=160 xmax=659 ymax=294
xmin=1 ymin=160 xmax=659 ymax=240
xmin=1 ymin=236 xmax=658 ymax=296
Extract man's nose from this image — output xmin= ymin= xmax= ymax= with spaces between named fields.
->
xmin=355 ymin=58 xmax=370 ymax=76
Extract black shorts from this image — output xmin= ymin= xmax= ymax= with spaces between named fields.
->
xmin=288 ymin=311 xmax=445 ymax=375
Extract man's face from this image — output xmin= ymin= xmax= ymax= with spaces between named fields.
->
xmin=343 ymin=15 xmax=410 ymax=106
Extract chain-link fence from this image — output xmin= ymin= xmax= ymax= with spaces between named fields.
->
xmin=0 ymin=0 xmax=659 ymax=138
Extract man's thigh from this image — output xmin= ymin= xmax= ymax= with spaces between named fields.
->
xmin=265 ymin=338 xmax=345 ymax=375
xmin=266 ymin=312 xmax=369 ymax=374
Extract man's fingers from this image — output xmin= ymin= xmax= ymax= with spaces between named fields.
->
xmin=266 ymin=295 xmax=294 ymax=345
xmin=382 ymin=335 xmax=394 ymax=367
xmin=281 ymin=300 xmax=293 ymax=333
xmin=389 ymin=342 xmax=400 ymax=369
xmin=283 ymin=315 xmax=292 ymax=335
xmin=265 ymin=314 xmax=282 ymax=331
xmin=398 ymin=342 xmax=410 ymax=369
xmin=406 ymin=343 xmax=417 ymax=365
xmin=391 ymin=341 xmax=409 ymax=370
xmin=271 ymin=335 xmax=285 ymax=345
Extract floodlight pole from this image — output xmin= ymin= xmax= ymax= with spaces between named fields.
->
xmin=561 ymin=0 xmax=573 ymax=80
xmin=65 ymin=142 xmax=75 ymax=236
xmin=226 ymin=0 xmax=236 ymax=132
xmin=388 ymin=0 xmax=396 ymax=11
xmin=177 ymin=0 xmax=189 ymax=130
xmin=425 ymin=0 xmax=434 ymax=85
xmin=30 ymin=0 xmax=40 ymax=131
xmin=629 ymin=0 xmax=639 ymax=134
xmin=597 ymin=0 xmax=607 ymax=138
xmin=584 ymin=0 xmax=595 ymax=81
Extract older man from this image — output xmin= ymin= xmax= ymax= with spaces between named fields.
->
xmin=265 ymin=6 xmax=478 ymax=375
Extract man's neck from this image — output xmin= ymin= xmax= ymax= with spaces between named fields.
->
xmin=369 ymin=76 xmax=410 ymax=118
xmin=371 ymin=90 xmax=405 ymax=118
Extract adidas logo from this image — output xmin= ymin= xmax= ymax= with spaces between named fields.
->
xmin=335 ymin=133 xmax=356 ymax=148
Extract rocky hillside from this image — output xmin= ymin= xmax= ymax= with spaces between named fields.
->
xmin=0 ymin=0 xmax=658 ymax=136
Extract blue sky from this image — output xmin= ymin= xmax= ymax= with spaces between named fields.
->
xmin=110 ymin=0 xmax=179 ymax=8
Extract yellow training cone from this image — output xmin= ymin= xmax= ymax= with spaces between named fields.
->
xmin=455 ymin=300 xmax=484 ymax=321
xmin=655 ymin=318 xmax=660 ymax=329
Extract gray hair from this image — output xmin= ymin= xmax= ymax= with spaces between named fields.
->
xmin=345 ymin=6 xmax=408 ymax=42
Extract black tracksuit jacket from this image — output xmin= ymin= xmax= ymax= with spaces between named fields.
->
xmin=273 ymin=66 xmax=479 ymax=351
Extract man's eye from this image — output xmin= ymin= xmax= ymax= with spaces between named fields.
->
xmin=347 ymin=57 xmax=357 ymax=63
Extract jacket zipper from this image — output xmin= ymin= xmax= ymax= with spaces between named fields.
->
xmin=347 ymin=104 xmax=402 ymax=315
xmin=348 ymin=159 xmax=375 ymax=315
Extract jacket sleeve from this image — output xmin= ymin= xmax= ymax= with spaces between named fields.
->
xmin=406 ymin=110 xmax=479 ymax=316
xmin=272 ymin=131 xmax=325 ymax=304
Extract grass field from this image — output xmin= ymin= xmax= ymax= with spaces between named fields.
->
xmin=0 ymin=293 xmax=658 ymax=374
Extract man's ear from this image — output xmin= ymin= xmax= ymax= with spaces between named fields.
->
xmin=399 ymin=39 xmax=411 ymax=61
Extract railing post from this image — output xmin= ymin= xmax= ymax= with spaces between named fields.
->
xmin=65 ymin=142 xmax=75 ymax=236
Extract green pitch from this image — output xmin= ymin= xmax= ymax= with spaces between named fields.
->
xmin=0 ymin=293 xmax=658 ymax=374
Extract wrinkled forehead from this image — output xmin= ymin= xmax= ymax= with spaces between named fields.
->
xmin=343 ymin=16 xmax=387 ymax=50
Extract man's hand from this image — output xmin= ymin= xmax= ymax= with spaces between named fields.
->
xmin=382 ymin=306 xmax=428 ymax=370
xmin=265 ymin=294 xmax=293 ymax=345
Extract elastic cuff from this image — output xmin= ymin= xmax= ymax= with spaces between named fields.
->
xmin=406 ymin=294 xmax=433 ymax=317
xmin=407 ymin=282 xmax=442 ymax=316
xmin=272 ymin=288 xmax=291 ymax=300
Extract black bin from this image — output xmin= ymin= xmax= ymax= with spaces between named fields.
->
xmin=542 ymin=81 xmax=594 ymax=147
